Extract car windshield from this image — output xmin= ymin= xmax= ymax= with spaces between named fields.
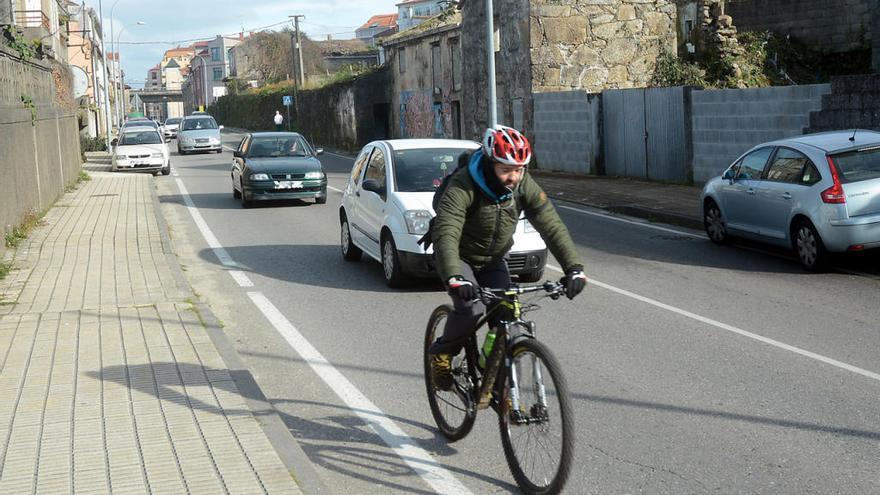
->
xmin=247 ymin=136 xmax=311 ymax=158
xmin=125 ymin=121 xmax=157 ymax=128
xmin=392 ymin=148 xmax=472 ymax=192
xmin=832 ymin=148 xmax=880 ymax=183
xmin=165 ymin=118 xmax=181 ymax=125
xmin=182 ymin=118 xmax=218 ymax=130
xmin=119 ymin=131 xmax=162 ymax=145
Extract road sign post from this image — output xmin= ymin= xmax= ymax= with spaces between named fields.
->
xmin=282 ymin=95 xmax=293 ymax=131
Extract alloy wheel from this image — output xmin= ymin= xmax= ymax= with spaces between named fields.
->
xmin=383 ymin=239 xmax=395 ymax=281
xmin=797 ymin=226 xmax=817 ymax=267
xmin=342 ymin=222 xmax=352 ymax=255
xmin=704 ymin=203 xmax=727 ymax=244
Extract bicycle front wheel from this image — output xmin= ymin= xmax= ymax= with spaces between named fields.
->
xmin=424 ymin=305 xmax=477 ymax=441
xmin=499 ymin=339 xmax=574 ymax=495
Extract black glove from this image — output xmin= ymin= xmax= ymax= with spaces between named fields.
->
xmin=561 ymin=265 xmax=587 ymax=300
xmin=447 ymin=276 xmax=477 ymax=301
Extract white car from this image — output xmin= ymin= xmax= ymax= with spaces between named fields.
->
xmin=339 ymin=139 xmax=548 ymax=287
xmin=111 ymin=128 xmax=171 ymax=175
xmin=161 ymin=117 xmax=182 ymax=139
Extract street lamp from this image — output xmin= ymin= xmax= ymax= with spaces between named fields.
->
xmin=114 ymin=21 xmax=145 ymax=125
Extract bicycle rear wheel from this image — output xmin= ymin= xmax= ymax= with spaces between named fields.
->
xmin=499 ymin=339 xmax=573 ymax=495
xmin=424 ymin=305 xmax=477 ymax=441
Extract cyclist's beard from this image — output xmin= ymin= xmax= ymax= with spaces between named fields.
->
xmin=484 ymin=162 xmax=515 ymax=197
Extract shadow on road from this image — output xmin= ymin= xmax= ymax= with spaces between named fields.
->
xmin=197 ymin=244 xmax=442 ymax=293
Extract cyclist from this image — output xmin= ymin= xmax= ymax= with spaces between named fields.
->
xmin=429 ymin=125 xmax=587 ymax=390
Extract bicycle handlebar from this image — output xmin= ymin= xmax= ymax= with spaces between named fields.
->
xmin=478 ymin=281 xmax=565 ymax=303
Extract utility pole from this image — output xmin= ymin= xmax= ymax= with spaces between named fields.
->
xmin=289 ymin=15 xmax=305 ymax=123
xmin=485 ymin=0 xmax=497 ymax=127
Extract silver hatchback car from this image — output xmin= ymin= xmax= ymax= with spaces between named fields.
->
xmin=701 ymin=130 xmax=880 ymax=270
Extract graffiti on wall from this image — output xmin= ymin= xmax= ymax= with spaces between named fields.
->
xmin=399 ymin=90 xmax=435 ymax=138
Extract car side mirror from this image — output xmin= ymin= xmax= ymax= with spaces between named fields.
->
xmin=218 ymin=125 xmax=224 ymax=130
xmin=315 ymin=148 xmax=324 ymax=155
xmin=233 ymin=150 xmax=242 ymax=158
xmin=723 ymin=169 xmax=735 ymax=181
xmin=362 ymin=179 xmax=385 ymax=195
xmin=111 ymin=138 xmax=118 ymax=147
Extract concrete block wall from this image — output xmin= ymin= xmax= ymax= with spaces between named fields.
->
xmin=691 ymin=84 xmax=830 ymax=183
xmin=533 ymin=90 xmax=601 ymax=174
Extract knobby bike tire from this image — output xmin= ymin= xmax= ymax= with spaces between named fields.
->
xmin=498 ymin=339 xmax=574 ymax=495
xmin=423 ymin=305 xmax=477 ymax=441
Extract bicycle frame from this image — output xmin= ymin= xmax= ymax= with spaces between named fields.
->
xmin=465 ymin=290 xmax=537 ymax=411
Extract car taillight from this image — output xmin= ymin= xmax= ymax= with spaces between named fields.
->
xmin=821 ymin=156 xmax=846 ymax=204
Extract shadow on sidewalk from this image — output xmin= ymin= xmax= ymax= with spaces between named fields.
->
xmin=88 ymin=362 xmax=517 ymax=493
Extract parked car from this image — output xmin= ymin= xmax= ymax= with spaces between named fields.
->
xmin=177 ymin=115 xmax=223 ymax=154
xmin=339 ymin=139 xmax=548 ymax=287
xmin=161 ymin=117 xmax=182 ymax=139
xmin=231 ymin=132 xmax=327 ymax=207
xmin=701 ymin=130 xmax=880 ymax=271
xmin=111 ymin=128 xmax=170 ymax=175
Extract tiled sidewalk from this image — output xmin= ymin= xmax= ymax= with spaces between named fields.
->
xmin=0 ymin=171 xmax=301 ymax=494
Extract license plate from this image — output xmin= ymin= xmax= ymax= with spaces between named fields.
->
xmin=275 ymin=180 xmax=303 ymax=189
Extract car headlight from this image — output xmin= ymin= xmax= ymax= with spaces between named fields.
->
xmin=404 ymin=210 xmax=432 ymax=235
xmin=210 ymin=137 xmax=220 ymax=143
xmin=151 ymin=153 xmax=163 ymax=158
xmin=303 ymin=171 xmax=323 ymax=180
xmin=250 ymin=173 xmax=270 ymax=181
xmin=524 ymin=219 xmax=536 ymax=233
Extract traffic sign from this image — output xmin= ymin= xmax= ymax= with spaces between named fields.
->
xmin=282 ymin=95 xmax=293 ymax=107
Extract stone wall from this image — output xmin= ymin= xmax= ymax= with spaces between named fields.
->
xmin=691 ymin=84 xmax=830 ymax=182
xmin=726 ymin=0 xmax=877 ymax=54
xmin=532 ymin=90 xmax=601 ymax=174
xmin=0 ymin=48 xmax=82 ymax=260
xmin=211 ymin=67 xmax=392 ymax=151
xmin=530 ymin=0 xmax=678 ymax=93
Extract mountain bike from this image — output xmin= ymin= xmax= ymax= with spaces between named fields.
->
xmin=423 ymin=281 xmax=574 ymax=495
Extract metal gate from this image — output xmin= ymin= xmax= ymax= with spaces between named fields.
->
xmin=603 ymin=87 xmax=690 ymax=182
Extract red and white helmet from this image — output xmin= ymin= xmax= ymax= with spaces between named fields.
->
xmin=482 ymin=125 xmax=532 ymax=167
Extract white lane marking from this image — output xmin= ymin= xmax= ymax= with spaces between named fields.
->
xmin=247 ymin=292 xmax=473 ymax=495
xmin=328 ymin=186 xmax=343 ymax=193
xmin=555 ymin=204 xmax=705 ymax=239
xmin=222 ymin=145 xmax=236 ymax=152
xmin=228 ymin=270 xmax=254 ymax=287
xmin=175 ymin=178 xmax=238 ymax=270
xmin=547 ymin=264 xmax=880 ymax=383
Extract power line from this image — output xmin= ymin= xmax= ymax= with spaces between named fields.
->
xmin=116 ymin=19 xmax=293 ymax=46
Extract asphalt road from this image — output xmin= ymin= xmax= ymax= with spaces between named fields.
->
xmin=153 ymin=131 xmax=880 ymax=494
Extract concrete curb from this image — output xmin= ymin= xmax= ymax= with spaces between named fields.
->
xmin=149 ymin=178 xmax=332 ymax=495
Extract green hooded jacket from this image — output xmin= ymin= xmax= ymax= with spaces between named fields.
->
xmin=433 ymin=150 xmax=583 ymax=281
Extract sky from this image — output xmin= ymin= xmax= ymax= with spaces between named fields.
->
xmin=92 ymin=0 xmax=403 ymax=87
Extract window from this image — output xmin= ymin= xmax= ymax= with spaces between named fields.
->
xmin=351 ymin=148 xmax=372 ymax=185
xmin=831 ymin=148 xmax=880 ymax=183
xmin=398 ymin=47 xmax=406 ymax=73
xmin=211 ymin=47 xmax=221 ymax=61
xmin=364 ymin=148 xmax=387 ymax=199
xmin=151 ymin=72 xmax=158 ymax=80
xmin=431 ymin=42 xmax=441 ymax=94
xmin=213 ymin=68 xmax=223 ymax=80
xmin=392 ymin=148 xmax=470 ymax=192
xmin=766 ymin=147 xmax=812 ymax=184
xmin=735 ymin=147 xmax=773 ymax=180
xmin=449 ymin=37 xmax=461 ymax=91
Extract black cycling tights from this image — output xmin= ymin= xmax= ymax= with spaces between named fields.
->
xmin=429 ymin=258 xmax=510 ymax=355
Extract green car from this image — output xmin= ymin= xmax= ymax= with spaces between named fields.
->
xmin=231 ymin=132 xmax=327 ymax=207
